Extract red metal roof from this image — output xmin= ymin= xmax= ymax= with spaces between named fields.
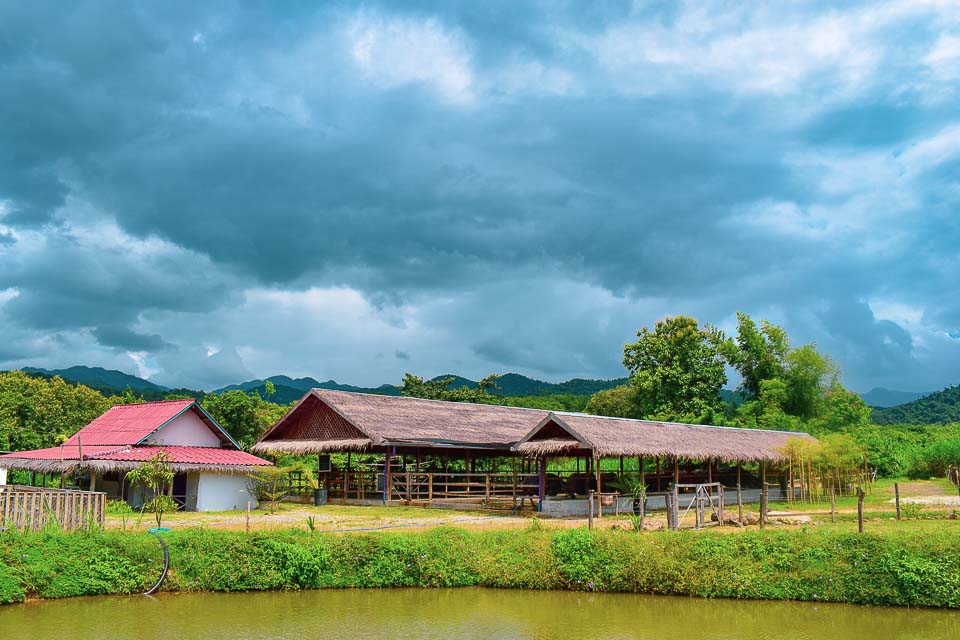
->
xmin=0 ymin=444 xmax=270 ymax=467
xmin=0 ymin=445 xmax=127 ymax=461
xmin=63 ymin=399 xmax=196 ymax=447
xmin=93 ymin=445 xmax=270 ymax=466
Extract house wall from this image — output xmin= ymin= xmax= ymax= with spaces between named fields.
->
xmin=196 ymin=473 xmax=257 ymax=511
xmin=0 ymin=468 xmax=6 ymax=485
xmin=185 ymin=472 xmax=200 ymax=511
xmin=145 ymin=410 xmax=222 ymax=447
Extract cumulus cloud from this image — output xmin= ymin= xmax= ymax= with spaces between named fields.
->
xmin=0 ymin=1 xmax=958 ymax=391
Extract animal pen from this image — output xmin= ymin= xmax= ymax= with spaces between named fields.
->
xmin=254 ymin=389 xmax=821 ymax=527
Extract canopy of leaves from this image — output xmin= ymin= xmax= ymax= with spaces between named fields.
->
xmin=202 ymin=390 xmax=289 ymax=448
xmin=621 ymin=315 xmax=729 ymax=421
xmin=399 ymin=373 xmax=501 ymax=404
xmin=0 ymin=371 xmax=113 ymax=451
xmin=872 ymin=385 xmax=960 ymax=425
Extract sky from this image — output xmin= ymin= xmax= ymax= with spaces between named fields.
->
xmin=1 ymin=1 xmax=959 ymax=392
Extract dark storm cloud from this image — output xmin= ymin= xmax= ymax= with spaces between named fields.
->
xmin=1 ymin=1 xmax=959 ymax=390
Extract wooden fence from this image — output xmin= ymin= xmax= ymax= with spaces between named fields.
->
xmin=0 ymin=485 xmax=106 ymax=531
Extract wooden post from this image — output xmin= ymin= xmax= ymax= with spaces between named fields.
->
xmin=760 ymin=482 xmax=768 ymax=530
xmin=485 ymin=473 xmax=491 ymax=504
xmin=707 ymin=459 xmax=713 ymax=484
xmin=588 ymin=490 xmax=594 ymax=530
xmin=595 ymin=456 xmax=602 ymax=518
xmin=246 ymin=501 xmax=251 ymax=534
xmin=673 ymin=457 xmax=680 ymax=486
xmin=655 ymin=457 xmax=661 ymax=491
xmin=736 ymin=463 xmax=743 ymax=523
xmin=537 ymin=457 xmax=546 ymax=513
xmin=89 ymin=472 xmax=96 ymax=493
xmin=428 ymin=474 xmax=434 ymax=503
xmin=830 ymin=486 xmax=836 ymax=523
xmin=857 ymin=487 xmax=865 ymax=533
xmin=384 ymin=451 xmax=392 ymax=504
xmin=405 ymin=470 xmax=412 ymax=505
xmin=443 ymin=455 xmax=449 ymax=498
xmin=894 ymin=482 xmax=901 ymax=521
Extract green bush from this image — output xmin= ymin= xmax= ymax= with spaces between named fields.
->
xmin=0 ymin=563 xmax=25 ymax=604
xmin=2 ymin=525 xmax=959 ymax=608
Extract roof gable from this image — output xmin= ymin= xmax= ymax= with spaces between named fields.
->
xmin=63 ymin=400 xmax=240 ymax=450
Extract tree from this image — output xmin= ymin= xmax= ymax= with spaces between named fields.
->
xmin=783 ymin=345 xmax=837 ymax=420
xmin=400 ymin=373 xmax=501 ymax=403
xmin=819 ymin=385 xmax=872 ymax=432
xmin=126 ymin=451 xmax=177 ymax=528
xmin=621 ymin=316 xmax=729 ymax=420
xmin=0 ymin=371 xmax=113 ymax=452
xmin=728 ymin=312 xmax=789 ymax=400
xmin=585 ymin=385 xmax=639 ymax=418
xmin=202 ymin=390 xmax=288 ymax=448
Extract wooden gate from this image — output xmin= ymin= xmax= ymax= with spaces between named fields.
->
xmin=0 ymin=486 xmax=106 ymax=531
xmin=670 ymin=482 xmax=724 ymax=530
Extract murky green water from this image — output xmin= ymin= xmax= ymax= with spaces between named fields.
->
xmin=2 ymin=588 xmax=958 ymax=640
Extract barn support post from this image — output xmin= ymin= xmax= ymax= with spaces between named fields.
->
xmin=673 ymin=457 xmax=680 ymax=486
xmin=383 ymin=449 xmax=392 ymax=504
xmin=736 ymin=463 xmax=743 ymax=524
xmin=655 ymin=457 xmax=661 ymax=491
xmin=537 ymin=456 xmax=546 ymax=513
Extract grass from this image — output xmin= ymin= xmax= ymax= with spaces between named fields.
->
xmin=2 ymin=516 xmax=959 ymax=608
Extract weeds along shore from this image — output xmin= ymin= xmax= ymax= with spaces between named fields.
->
xmin=2 ymin=523 xmax=959 ymax=608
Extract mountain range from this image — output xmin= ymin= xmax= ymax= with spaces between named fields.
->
xmin=12 ymin=365 xmax=951 ymax=420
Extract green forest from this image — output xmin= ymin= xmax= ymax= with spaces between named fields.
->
xmin=2 ymin=312 xmax=959 ymax=481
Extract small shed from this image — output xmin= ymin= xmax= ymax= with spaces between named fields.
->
xmin=0 ymin=399 xmax=271 ymax=511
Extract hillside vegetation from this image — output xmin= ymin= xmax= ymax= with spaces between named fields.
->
xmin=873 ymin=386 xmax=960 ymax=425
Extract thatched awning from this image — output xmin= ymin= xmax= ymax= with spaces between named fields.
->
xmin=515 ymin=413 xmax=814 ymax=463
xmin=514 ymin=439 xmax=584 ymax=455
xmin=250 ymin=438 xmax=372 ymax=454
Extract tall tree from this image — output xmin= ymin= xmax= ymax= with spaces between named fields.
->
xmin=783 ymin=344 xmax=838 ymax=420
xmin=728 ymin=312 xmax=789 ymax=400
xmin=621 ymin=316 xmax=729 ymax=420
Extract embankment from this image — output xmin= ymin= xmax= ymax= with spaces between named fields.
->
xmin=2 ymin=524 xmax=958 ymax=608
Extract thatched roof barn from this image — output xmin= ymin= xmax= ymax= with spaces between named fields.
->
xmin=252 ymin=389 xmax=812 ymax=463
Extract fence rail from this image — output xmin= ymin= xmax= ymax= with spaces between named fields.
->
xmin=0 ymin=485 xmax=106 ymax=531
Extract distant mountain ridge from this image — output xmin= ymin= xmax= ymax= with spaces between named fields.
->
xmin=860 ymin=387 xmax=929 ymax=408
xmin=872 ymin=385 xmax=960 ymax=424
xmin=20 ymin=366 xmax=169 ymax=392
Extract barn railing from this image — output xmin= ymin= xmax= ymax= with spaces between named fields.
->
xmin=0 ymin=485 xmax=106 ymax=531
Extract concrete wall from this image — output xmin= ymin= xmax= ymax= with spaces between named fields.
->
xmin=196 ymin=473 xmax=257 ymax=512
xmin=145 ymin=410 xmax=221 ymax=447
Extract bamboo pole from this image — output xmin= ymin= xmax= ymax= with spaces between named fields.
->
xmin=830 ymin=486 xmax=836 ymax=523
xmin=736 ymin=462 xmax=743 ymax=524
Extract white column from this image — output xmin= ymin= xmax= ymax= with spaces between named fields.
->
xmin=0 ymin=468 xmax=6 ymax=485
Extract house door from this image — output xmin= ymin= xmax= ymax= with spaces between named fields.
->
xmin=173 ymin=473 xmax=188 ymax=510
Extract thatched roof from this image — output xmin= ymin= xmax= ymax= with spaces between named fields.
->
xmin=253 ymin=389 xmax=814 ymax=462
xmin=515 ymin=413 xmax=814 ymax=462
xmin=253 ymin=389 xmax=549 ymax=454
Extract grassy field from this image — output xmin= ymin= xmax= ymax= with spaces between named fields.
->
xmin=104 ymin=478 xmax=960 ymax=534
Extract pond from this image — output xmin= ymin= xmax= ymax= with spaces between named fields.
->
xmin=2 ymin=588 xmax=958 ymax=640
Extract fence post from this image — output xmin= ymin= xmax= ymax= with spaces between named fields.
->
xmin=830 ymin=487 xmax=836 ymax=523
xmin=587 ymin=490 xmax=595 ymax=530
xmin=760 ymin=482 xmax=769 ymax=530
xmin=718 ymin=485 xmax=724 ymax=527
xmin=857 ymin=487 xmax=865 ymax=533
xmin=485 ymin=474 xmax=491 ymax=504
xmin=736 ymin=482 xmax=743 ymax=525
xmin=405 ymin=471 xmax=412 ymax=505
xmin=894 ymin=482 xmax=901 ymax=521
